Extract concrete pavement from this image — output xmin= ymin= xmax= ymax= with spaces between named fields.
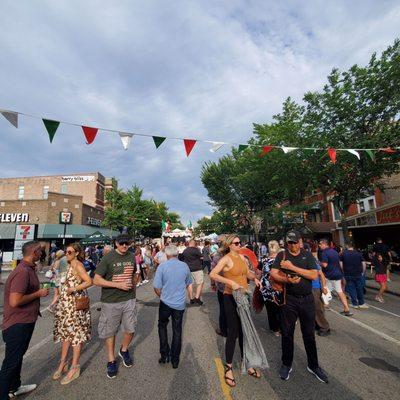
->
xmin=0 ymin=274 xmax=399 ymax=399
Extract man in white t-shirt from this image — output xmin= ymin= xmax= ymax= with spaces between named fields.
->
xmin=154 ymin=246 xmax=168 ymax=269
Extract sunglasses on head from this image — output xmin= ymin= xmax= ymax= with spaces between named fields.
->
xmin=232 ymin=241 xmax=241 ymax=246
xmin=118 ymin=241 xmax=130 ymax=246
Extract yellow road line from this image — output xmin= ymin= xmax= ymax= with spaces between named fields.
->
xmin=214 ymin=357 xmax=233 ymax=400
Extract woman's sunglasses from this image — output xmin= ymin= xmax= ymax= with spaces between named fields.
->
xmin=66 ymin=250 xmax=75 ymax=255
xmin=232 ymin=241 xmax=241 ymax=246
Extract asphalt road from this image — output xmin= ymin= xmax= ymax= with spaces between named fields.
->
xmin=0 ymin=272 xmax=399 ymax=400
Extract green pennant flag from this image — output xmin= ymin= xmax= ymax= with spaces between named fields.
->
xmin=43 ymin=119 xmax=60 ymax=143
xmin=365 ymin=149 xmax=375 ymax=161
xmin=238 ymin=144 xmax=249 ymax=152
xmin=161 ymin=219 xmax=166 ymax=231
xmin=153 ymin=136 xmax=166 ymax=148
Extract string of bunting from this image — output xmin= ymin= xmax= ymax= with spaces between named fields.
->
xmin=1 ymin=108 xmax=399 ymax=162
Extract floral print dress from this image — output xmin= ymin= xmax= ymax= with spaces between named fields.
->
xmin=53 ymin=265 xmax=91 ymax=346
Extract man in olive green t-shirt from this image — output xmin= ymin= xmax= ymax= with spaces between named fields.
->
xmin=94 ymin=234 xmax=140 ymax=379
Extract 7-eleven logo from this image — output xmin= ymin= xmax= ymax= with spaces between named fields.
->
xmin=19 ymin=225 xmax=31 ymax=239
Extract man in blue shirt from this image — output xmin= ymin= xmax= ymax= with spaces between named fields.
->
xmin=153 ymin=245 xmax=193 ymax=369
xmin=318 ymin=239 xmax=352 ymax=317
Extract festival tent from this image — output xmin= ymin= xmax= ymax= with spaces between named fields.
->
xmin=204 ymin=233 xmax=218 ymax=241
xmin=80 ymin=231 xmax=112 ymax=246
xmin=162 ymin=228 xmax=192 ymax=238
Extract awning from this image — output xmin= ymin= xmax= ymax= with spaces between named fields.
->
xmin=37 ymin=224 xmax=118 ymax=239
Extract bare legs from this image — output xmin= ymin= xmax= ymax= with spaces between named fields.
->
xmin=338 ymin=291 xmax=350 ymax=312
xmin=106 ymin=332 xmax=134 ymax=361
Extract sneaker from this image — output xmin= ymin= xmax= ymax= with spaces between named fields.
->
xmin=350 ymin=304 xmax=359 ymax=309
xmin=279 ymin=365 xmax=292 ymax=380
xmin=340 ymin=310 xmax=353 ymax=317
xmin=195 ymin=298 xmax=204 ymax=306
xmin=10 ymin=384 xmax=37 ymax=397
xmin=317 ymin=329 xmax=331 ymax=337
xmin=107 ymin=361 xmax=118 ymax=379
xmin=143 ymin=279 xmax=149 ymax=284
xmin=190 ymin=298 xmax=195 ymax=305
xmin=358 ymin=303 xmax=369 ymax=309
xmin=307 ymin=366 xmax=329 ymax=383
xmin=119 ymin=347 xmax=133 ymax=368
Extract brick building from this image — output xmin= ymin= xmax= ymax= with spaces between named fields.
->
xmin=0 ymin=173 xmax=118 ymax=261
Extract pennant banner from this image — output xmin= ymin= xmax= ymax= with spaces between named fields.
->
xmin=210 ymin=142 xmax=224 ymax=153
xmin=346 ymin=149 xmax=360 ymax=160
xmin=281 ymin=146 xmax=297 ymax=154
xmin=261 ymin=146 xmax=273 ymax=156
xmin=153 ymin=136 xmax=166 ymax=149
xmin=365 ymin=149 xmax=375 ymax=161
xmin=1 ymin=110 xmax=18 ymax=128
xmin=82 ymin=126 xmax=98 ymax=145
xmin=119 ymin=133 xmax=133 ymax=150
xmin=184 ymin=139 xmax=197 ymax=157
xmin=328 ymin=148 xmax=337 ymax=164
xmin=238 ymin=144 xmax=249 ymax=152
xmin=43 ymin=119 xmax=60 ymax=143
xmin=380 ymin=147 xmax=396 ymax=153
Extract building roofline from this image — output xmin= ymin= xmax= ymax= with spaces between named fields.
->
xmin=0 ymin=172 xmax=102 ymax=180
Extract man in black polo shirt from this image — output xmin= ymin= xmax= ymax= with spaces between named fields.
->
xmin=270 ymin=231 xmax=328 ymax=383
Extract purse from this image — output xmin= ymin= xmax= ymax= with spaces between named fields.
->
xmin=252 ymin=285 xmax=264 ymax=313
xmin=75 ymin=294 xmax=90 ymax=311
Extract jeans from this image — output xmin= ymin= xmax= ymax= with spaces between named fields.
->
xmin=0 ymin=323 xmax=35 ymax=400
xmin=158 ymin=301 xmax=185 ymax=363
xmin=217 ymin=290 xmax=227 ymax=336
xmin=264 ymin=300 xmax=281 ymax=333
xmin=280 ymin=294 xmax=319 ymax=369
xmin=345 ymin=275 xmax=365 ymax=306
xmin=203 ymin=261 xmax=211 ymax=274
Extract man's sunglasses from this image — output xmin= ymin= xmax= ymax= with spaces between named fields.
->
xmin=118 ymin=241 xmax=131 ymax=246
xmin=232 ymin=241 xmax=241 ymax=246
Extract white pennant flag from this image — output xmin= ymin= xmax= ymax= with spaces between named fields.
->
xmin=210 ymin=142 xmax=224 ymax=152
xmin=281 ymin=146 xmax=297 ymax=153
xmin=119 ymin=133 xmax=133 ymax=150
xmin=347 ymin=149 xmax=360 ymax=160
xmin=0 ymin=110 xmax=18 ymax=128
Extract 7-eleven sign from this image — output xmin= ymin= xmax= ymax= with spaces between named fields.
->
xmin=60 ymin=212 xmax=72 ymax=224
xmin=15 ymin=224 xmax=35 ymax=241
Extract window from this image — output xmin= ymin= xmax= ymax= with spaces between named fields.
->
xmin=357 ymin=195 xmax=376 ymax=213
xmin=22 ymin=201 xmax=26 ymax=206
xmin=61 ymin=183 xmax=68 ymax=194
xmin=331 ymin=202 xmax=341 ymax=222
xmin=51 ymin=202 xmax=56 ymax=207
xmin=43 ymin=185 xmax=49 ymax=199
xmin=74 ymin=204 xmax=79 ymax=209
xmin=368 ymin=198 xmax=375 ymax=210
xmin=359 ymin=201 xmax=365 ymax=213
xmin=0 ymin=202 xmax=4 ymax=207
xmin=64 ymin=198 xmax=68 ymax=203
xmin=18 ymin=186 xmax=24 ymax=200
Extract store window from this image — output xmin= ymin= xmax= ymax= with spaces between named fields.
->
xmin=18 ymin=186 xmax=24 ymax=200
xmin=43 ymin=185 xmax=49 ymax=199
xmin=331 ymin=202 xmax=341 ymax=221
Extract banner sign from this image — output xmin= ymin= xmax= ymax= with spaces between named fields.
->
xmin=87 ymin=217 xmax=102 ymax=226
xmin=0 ymin=213 xmax=29 ymax=223
xmin=13 ymin=224 xmax=36 ymax=260
xmin=376 ymin=205 xmax=400 ymax=224
xmin=61 ymin=175 xmax=95 ymax=182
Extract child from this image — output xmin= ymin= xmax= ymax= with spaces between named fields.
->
xmin=372 ymin=254 xmax=388 ymax=303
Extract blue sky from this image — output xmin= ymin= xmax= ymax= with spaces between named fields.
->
xmin=0 ymin=1 xmax=399 ymax=225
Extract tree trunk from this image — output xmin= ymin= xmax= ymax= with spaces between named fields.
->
xmin=340 ymin=215 xmax=350 ymax=246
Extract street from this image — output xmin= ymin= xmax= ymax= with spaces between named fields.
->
xmin=1 ymin=275 xmax=399 ymax=400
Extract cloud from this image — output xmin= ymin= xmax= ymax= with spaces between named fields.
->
xmin=0 ymin=0 xmax=399 ymax=224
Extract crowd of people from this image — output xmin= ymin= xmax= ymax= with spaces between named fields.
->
xmin=0 ymin=232 xmax=395 ymax=398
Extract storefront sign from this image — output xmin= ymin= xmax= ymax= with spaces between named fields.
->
xmin=13 ymin=224 xmax=36 ymax=260
xmin=60 ymin=212 xmax=72 ymax=224
xmin=0 ymin=213 xmax=29 ymax=223
xmin=61 ymin=175 xmax=95 ymax=182
xmin=87 ymin=217 xmax=102 ymax=226
xmin=376 ymin=205 xmax=400 ymax=224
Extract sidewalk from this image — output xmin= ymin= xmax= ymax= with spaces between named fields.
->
xmin=364 ymin=269 xmax=400 ymax=297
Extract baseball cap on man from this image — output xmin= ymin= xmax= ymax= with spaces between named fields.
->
xmin=286 ymin=231 xmax=301 ymax=243
xmin=115 ymin=234 xmax=132 ymax=244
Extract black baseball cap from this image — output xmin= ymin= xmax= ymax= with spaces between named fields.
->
xmin=286 ymin=231 xmax=301 ymax=243
xmin=115 ymin=234 xmax=132 ymax=244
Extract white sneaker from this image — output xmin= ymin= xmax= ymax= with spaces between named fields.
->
xmin=358 ymin=304 xmax=369 ymax=309
xmin=11 ymin=384 xmax=37 ymax=397
xmin=143 ymin=279 xmax=149 ymax=284
xmin=350 ymin=304 xmax=359 ymax=309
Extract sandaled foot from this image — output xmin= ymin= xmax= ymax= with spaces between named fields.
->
xmin=248 ymin=368 xmax=261 ymax=378
xmin=52 ymin=359 xmax=69 ymax=380
xmin=224 ymin=365 xmax=236 ymax=387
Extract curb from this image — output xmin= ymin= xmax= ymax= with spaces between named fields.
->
xmin=365 ymin=284 xmax=400 ymax=298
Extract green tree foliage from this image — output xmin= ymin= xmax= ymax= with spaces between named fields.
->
xmin=103 ymin=185 xmax=183 ymax=238
xmin=201 ymin=39 xmax=400 ymax=243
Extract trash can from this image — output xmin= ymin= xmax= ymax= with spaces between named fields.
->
xmin=11 ymin=259 xmax=17 ymax=270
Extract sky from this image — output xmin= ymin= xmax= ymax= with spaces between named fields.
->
xmin=0 ymin=1 xmax=399 ymax=225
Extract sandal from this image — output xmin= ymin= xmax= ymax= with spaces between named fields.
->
xmin=224 ymin=364 xmax=236 ymax=387
xmin=247 ymin=368 xmax=261 ymax=378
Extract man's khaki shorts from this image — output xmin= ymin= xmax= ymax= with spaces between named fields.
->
xmin=191 ymin=270 xmax=204 ymax=285
xmin=98 ymin=298 xmax=138 ymax=339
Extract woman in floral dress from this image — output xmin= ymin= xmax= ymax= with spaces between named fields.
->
xmin=53 ymin=243 xmax=92 ymax=385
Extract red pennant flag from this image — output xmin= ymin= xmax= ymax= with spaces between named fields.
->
xmin=261 ymin=146 xmax=273 ymax=156
xmin=328 ymin=148 xmax=337 ymax=164
xmin=184 ymin=139 xmax=196 ymax=157
xmin=380 ymin=147 xmax=396 ymax=153
xmin=82 ymin=126 xmax=98 ymax=144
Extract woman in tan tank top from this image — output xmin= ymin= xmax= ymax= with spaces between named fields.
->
xmin=210 ymin=234 xmax=261 ymax=388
